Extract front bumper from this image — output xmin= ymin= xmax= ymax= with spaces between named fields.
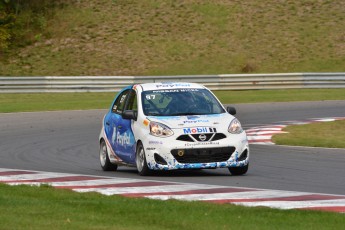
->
xmin=142 ymin=132 xmax=249 ymax=170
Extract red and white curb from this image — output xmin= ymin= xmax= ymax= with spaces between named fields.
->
xmin=246 ymin=117 xmax=345 ymax=145
xmin=1 ymin=168 xmax=345 ymax=213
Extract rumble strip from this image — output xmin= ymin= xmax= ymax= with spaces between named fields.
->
xmin=246 ymin=117 xmax=345 ymax=145
xmin=1 ymin=168 xmax=344 ymax=213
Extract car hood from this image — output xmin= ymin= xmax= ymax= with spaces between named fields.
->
xmin=146 ymin=113 xmax=234 ymax=129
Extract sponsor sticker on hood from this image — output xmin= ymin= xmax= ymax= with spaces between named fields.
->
xmin=183 ymin=127 xmax=217 ymax=134
xmin=147 ymin=113 xmax=231 ymax=129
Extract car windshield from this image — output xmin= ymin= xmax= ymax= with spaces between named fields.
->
xmin=142 ymin=88 xmax=225 ymax=116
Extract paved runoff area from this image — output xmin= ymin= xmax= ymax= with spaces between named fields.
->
xmin=1 ymin=168 xmax=344 ymax=213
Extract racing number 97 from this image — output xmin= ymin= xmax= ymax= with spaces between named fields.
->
xmin=146 ymin=95 xmax=156 ymax=100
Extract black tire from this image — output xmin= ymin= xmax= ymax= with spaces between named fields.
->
xmin=228 ymin=164 xmax=249 ymax=175
xmin=135 ymin=142 xmax=151 ymax=176
xmin=99 ymin=140 xmax=118 ymax=171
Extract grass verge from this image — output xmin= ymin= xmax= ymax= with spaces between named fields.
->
xmin=1 ymin=89 xmax=345 ymax=113
xmin=0 ymin=183 xmax=344 ymax=230
xmin=0 ymin=92 xmax=114 ymax=113
xmin=272 ymin=120 xmax=345 ymax=149
xmin=1 ymin=1 xmax=345 ymax=75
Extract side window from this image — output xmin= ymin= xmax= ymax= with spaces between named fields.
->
xmin=126 ymin=90 xmax=138 ymax=111
xmin=112 ymin=90 xmax=130 ymax=114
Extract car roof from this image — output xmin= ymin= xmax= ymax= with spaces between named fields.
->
xmin=138 ymin=82 xmax=205 ymax=91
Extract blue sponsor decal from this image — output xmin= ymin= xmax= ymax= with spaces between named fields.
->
xmin=183 ymin=119 xmax=209 ymax=124
xmin=111 ymin=127 xmax=117 ymax=145
xmin=205 ymin=114 xmax=224 ymax=118
xmin=186 ymin=115 xmax=200 ymax=120
xmin=116 ymin=130 xmax=132 ymax=146
xmin=184 ymin=115 xmax=210 ymax=123
xmin=183 ymin=127 xmax=217 ymax=134
xmin=112 ymin=128 xmax=134 ymax=147
xmin=156 ymin=83 xmax=191 ymax=88
xmin=147 ymin=116 xmax=181 ymax=121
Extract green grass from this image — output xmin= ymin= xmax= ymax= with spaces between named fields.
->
xmin=272 ymin=120 xmax=345 ymax=148
xmin=0 ymin=183 xmax=344 ymax=230
xmin=1 ymin=1 xmax=344 ymax=226
xmin=214 ymin=88 xmax=345 ymax=104
xmin=0 ymin=92 xmax=114 ymax=113
xmin=1 ymin=89 xmax=345 ymax=113
xmin=1 ymin=0 xmax=345 ymax=75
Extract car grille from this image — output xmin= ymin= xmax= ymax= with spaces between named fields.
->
xmin=171 ymin=147 xmax=236 ymax=163
xmin=176 ymin=133 xmax=227 ymax=142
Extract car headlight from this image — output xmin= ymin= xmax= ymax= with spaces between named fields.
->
xmin=150 ymin=121 xmax=174 ymax=137
xmin=228 ymin=118 xmax=243 ymax=134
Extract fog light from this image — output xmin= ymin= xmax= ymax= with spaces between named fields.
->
xmin=177 ymin=150 xmax=184 ymax=157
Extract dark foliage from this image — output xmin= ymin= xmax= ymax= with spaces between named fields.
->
xmin=0 ymin=0 xmax=69 ymax=52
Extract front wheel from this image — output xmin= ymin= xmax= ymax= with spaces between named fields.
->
xmin=99 ymin=140 xmax=118 ymax=171
xmin=136 ymin=142 xmax=151 ymax=176
xmin=228 ymin=164 xmax=248 ymax=175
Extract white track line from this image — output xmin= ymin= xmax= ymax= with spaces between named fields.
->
xmin=73 ymin=184 xmax=223 ymax=196
xmin=1 ymin=165 xmax=345 ymax=213
xmin=145 ymin=190 xmax=310 ymax=201
xmin=235 ymin=199 xmax=345 ymax=210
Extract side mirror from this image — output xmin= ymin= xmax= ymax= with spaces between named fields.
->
xmin=122 ymin=110 xmax=137 ymax=121
xmin=226 ymin=106 xmax=236 ymax=115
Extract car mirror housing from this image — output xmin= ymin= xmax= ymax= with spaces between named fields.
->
xmin=226 ymin=106 xmax=236 ymax=115
xmin=122 ymin=110 xmax=137 ymax=121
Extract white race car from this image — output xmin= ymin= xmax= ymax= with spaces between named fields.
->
xmin=99 ymin=82 xmax=249 ymax=176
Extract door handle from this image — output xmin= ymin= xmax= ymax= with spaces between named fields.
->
xmin=117 ymin=125 xmax=122 ymax=129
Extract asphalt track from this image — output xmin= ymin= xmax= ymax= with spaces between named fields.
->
xmin=0 ymin=100 xmax=344 ymax=195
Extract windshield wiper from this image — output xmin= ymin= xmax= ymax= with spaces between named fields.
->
xmin=147 ymin=112 xmax=161 ymax=116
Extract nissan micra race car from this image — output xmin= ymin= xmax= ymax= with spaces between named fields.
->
xmin=99 ymin=82 xmax=249 ymax=176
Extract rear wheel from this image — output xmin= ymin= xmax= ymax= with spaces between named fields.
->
xmin=228 ymin=164 xmax=248 ymax=175
xmin=100 ymin=140 xmax=118 ymax=171
xmin=136 ymin=142 xmax=151 ymax=176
